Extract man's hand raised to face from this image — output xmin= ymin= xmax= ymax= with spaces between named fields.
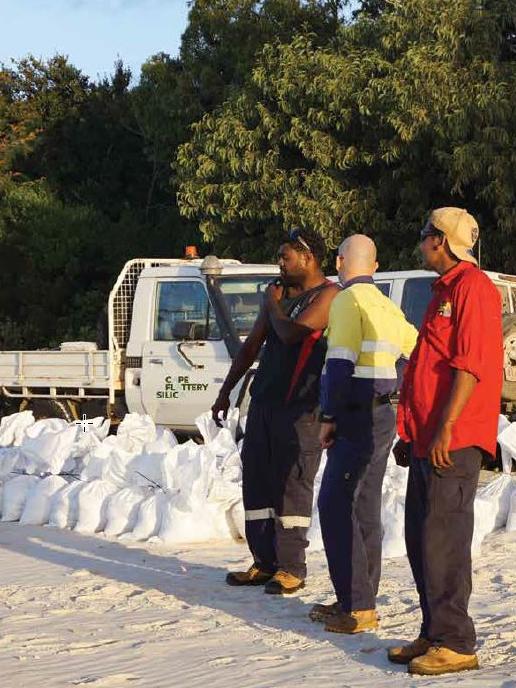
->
xmin=265 ymin=282 xmax=284 ymax=306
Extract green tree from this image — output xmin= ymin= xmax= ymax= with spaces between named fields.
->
xmin=177 ymin=0 xmax=516 ymax=270
xmin=180 ymin=0 xmax=348 ymax=111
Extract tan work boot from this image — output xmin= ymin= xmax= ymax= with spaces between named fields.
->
xmin=309 ymin=601 xmax=341 ymax=623
xmin=226 ymin=564 xmax=274 ymax=586
xmin=387 ymin=637 xmax=432 ymax=664
xmin=409 ymin=646 xmax=479 ymax=675
xmin=264 ymin=570 xmax=305 ymax=595
xmin=325 ymin=609 xmax=378 ymax=634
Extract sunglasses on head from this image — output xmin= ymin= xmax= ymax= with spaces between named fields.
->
xmin=288 ymin=228 xmax=312 ymax=253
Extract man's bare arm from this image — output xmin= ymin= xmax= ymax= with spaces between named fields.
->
xmin=211 ymin=307 xmax=269 ymax=424
xmin=429 ymin=369 xmax=478 ymax=468
xmin=267 ymin=284 xmax=340 ymax=345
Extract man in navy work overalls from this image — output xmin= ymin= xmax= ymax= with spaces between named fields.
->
xmin=212 ymin=228 xmax=340 ymax=594
xmin=311 ymin=234 xmax=418 ymax=632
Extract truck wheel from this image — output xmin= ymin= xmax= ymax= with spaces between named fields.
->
xmin=502 ymin=314 xmax=516 ymax=402
xmin=23 ymin=399 xmax=77 ymax=423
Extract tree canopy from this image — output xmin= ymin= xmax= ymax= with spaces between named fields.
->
xmin=0 ymin=0 xmax=514 ymax=346
xmin=177 ymin=0 xmax=516 ymax=269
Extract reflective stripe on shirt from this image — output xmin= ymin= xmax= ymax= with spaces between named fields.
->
xmin=326 ymin=346 xmax=358 ymax=363
xmin=353 ymin=365 xmax=398 ymax=379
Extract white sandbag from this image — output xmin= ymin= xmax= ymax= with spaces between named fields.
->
xmin=505 ymin=488 xmax=516 ymax=532
xmin=70 ymin=417 xmax=111 ymax=460
xmin=104 ymin=487 xmax=148 ymax=537
xmin=476 ymin=474 xmax=514 ymax=529
xmin=207 ymin=477 xmax=241 ymax=511
xmin=128 ymin=435 xmax=177 ymax=488
xmin=497 ymin=421 xmax=516 ymax=474
xmin=155 ymin=425 xmax=178 ymax=448
xmin=307 ymin=509 xmax=323 ymax=552
xmin=195 ymin=408 xmax=239 ymax=444
xmin=181 ymin=446 xmax=215 ymax=510
xmin=498 ymin=414 xmax=511 ymax=435
xmin=381 ymin=491 xmax=406 ymax=558
xmin=80 ymin=436 xmax=132 ymax=486
xmin=116 ymin=413 xmax=156 ymax=452
xmin=20 ymin=475 xmax=68 ymax=525
xmin=227 ymin=501 xmax=245 ymax=541
xmin=221 ymin=451 xmax=242 ymax=483
xmin=48 ymin=481 xmax=85 ymax=529
xmin=160 ymin=442 xmax=194 ymax=490
xmin=75 ymin=479 xmax=118 ymax=534
xmin=80 ymin=441 xmax=111 ymax=482
xmin=160 ymin=441 xmax=215 ymax=503
xmin=21 ymin=422 xmax=77 ymax=475
xmin=383 ymin=459 xmax=409 ymax=499
xmin=158 ymin=499 xmax=231 ymax=544
xmin=2 ymin=475 xmax=40 ymax=521
xmin=207 ymin=428 xmax=238 ymax=463
xmin=123 ymin=490 xmax=168 ymax=541
xmin=308 ymin=451 xmax=327 ymax=552
xmin=0 ymin=411 xmax=35 ymax=447
xmin=24 ymin=417 xmax=68 ymax=436
xmin=0 ymin=447 xmax=25 ymax=480
xmin=472 ymin=496 xmax=498 ymax=555
xmin=101 ymin=446 xmax=135 ymax=488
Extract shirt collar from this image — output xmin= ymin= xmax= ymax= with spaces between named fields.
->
xmin=341 ymin=275 xmax=375 ymax=290
xmin=432 ymin=261 xmax=476 ymax=291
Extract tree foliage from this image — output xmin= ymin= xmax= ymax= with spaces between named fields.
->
xmin=177 ymin=0 xmax=516 ymax=269
xmin=0 ymin=0 xmax=515 ymax=347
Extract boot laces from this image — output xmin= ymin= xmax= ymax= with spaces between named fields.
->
xmin=429 ymin=646 xmax=443 ymax=655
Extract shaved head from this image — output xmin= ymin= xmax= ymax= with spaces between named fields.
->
xmin=338 ymin=234 xmax=378 ymax=277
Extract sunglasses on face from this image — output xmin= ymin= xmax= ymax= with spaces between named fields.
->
xmin=420 ymin=224 xmax=443 ymax=242
xmin=288 ymin=228 xmax=312 ymax=253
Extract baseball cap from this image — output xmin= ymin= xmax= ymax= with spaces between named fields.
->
xmin=424 ymin=207 xmax=479 ymax=265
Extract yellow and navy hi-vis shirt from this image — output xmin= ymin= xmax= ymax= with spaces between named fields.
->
xmin=320 ymin=276 xmax=418 ymax=418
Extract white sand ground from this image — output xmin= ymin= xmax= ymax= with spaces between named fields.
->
xmin=0 ymin=525 xmax=514 ymax=688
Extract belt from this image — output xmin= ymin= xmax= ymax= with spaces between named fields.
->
xmin=344 ymin=394 xmax=391 ymax=412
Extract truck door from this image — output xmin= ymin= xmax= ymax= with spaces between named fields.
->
xmin=140 ymin=279 xmax=231 ymax=430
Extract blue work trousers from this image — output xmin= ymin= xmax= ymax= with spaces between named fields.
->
xmin=318 ymin=403 xmax=395 ymax=612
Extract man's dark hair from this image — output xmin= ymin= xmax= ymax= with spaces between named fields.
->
xmin=282 ymin=227 xmax=327 ymax=266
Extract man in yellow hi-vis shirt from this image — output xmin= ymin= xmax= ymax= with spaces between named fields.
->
xmin=310 ymin=234 xmax=418 ymax=633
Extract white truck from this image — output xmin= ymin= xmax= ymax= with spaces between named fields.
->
xmin=0 ymin=258 xmax=515 ymax=432
xmin=0 ymin=257 xmax=279 ymax=433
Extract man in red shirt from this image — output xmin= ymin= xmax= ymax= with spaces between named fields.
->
xmin=389 ymin=207 xmax=503 ymax=676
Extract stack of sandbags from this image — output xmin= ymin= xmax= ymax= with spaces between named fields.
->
xmin=472 ymin=475 xmax=515 ymax=554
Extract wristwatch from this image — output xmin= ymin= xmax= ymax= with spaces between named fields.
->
xmin=318 ymin=412 xmax=336 ymax=423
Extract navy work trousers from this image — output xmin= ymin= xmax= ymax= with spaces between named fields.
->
xmin=318 ymin=403 xmax=396 ymax=612
xmin=241 ymin=400 xmax=322 ymax=580
xmin=405 ymin=447 xmax=482 ymax=654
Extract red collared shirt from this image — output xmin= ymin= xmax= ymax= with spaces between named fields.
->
xmin=397 ymin=262 xmax=503 ymax=457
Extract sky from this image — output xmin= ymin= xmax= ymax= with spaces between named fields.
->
xmin=0 ymin=0 xmax=190 ymax=82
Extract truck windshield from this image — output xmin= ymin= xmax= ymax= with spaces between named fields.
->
xmin=401 ymin=277 xmax=435 ymax=329
xmin=218 ymin=276 xmax=273 ymax=336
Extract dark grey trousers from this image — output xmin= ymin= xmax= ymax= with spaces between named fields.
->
xmin=405 ymin=447 xmax=482 ymax=654
xmin=241 ymin=400 xmax=322 ymax=579
xmin=318 ymin=403 xmax=396 ymax=611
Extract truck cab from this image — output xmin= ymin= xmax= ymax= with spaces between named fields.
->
xmin=123 ymin=258 xmax=279 ymax=432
